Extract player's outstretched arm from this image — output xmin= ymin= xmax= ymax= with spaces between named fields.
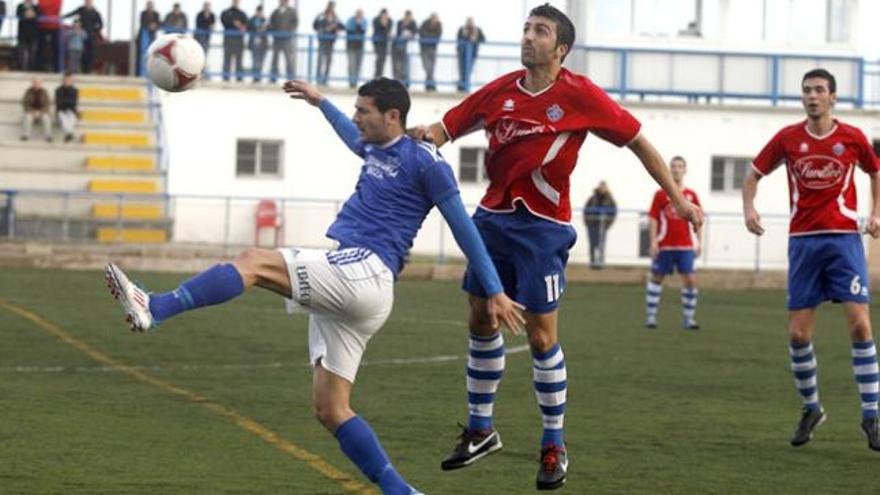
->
xmin=628 ymin=134 xmax=703 ymax=231
xmin=407 ymin=122 xmax=449 ymax=147
xmin=436 ymin=193 xmax=525 ymax=335
xmin=742 ymin=169 xmax=764 ymax=236
xmin=283 ymin=80 xmax=363 ymax=156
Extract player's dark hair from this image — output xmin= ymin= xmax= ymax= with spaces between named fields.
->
xmin=670 ymin=155 xmax=686 ymax=166
xmin=358 ymin=78 xmax=411 ymax=128
xmin=802 ymin=68 xmax=836 ymax=94
xmin=529 ymin=3 xmax=576 ymax=62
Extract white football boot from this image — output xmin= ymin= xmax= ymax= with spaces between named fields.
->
xmin=105 ymin=263 xmax=154 ymax=332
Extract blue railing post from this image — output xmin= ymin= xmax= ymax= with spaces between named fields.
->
xmin=856 ymin=58 xmax=865 ymax=109
xmin=770 ymin=55 xmax=780 ymax=106
xmin=4 ymin=190 xmax=17 ymax=239
xmin=619 ymin=49 xmax=628 ymax=99
xmin=306 ymin=34 xmax=315 ymax=84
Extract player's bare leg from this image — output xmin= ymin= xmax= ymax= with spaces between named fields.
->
xmin=787 ymin=308 xmax=826 ymax=446
xmin=645 ymin=274 xmax=665 ymax=328
xmin=842 ymin=303 xmax=880 ymax=451
xmin=681 ymin=273 xmax=699 ymax=330
xmin=314 ymin=362 xmax=424 ymax=494
xmin=231 ymin=248 xmax=293 ymax=297
xmin=441 ymin=295 xmax=505 ymax=471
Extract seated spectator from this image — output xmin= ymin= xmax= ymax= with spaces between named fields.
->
xmin=66 ymin=19 xmax=87 ymax=73
xmin=21 ymin=78 xmax=52 ymax=142
xmin=55 ymin=72 xmax=79 ymax=143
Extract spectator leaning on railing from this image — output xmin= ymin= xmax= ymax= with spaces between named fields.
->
xmin=419 ymin=13 xmax=442 ymax=91
xmin=456 ymin=16 xmax=484 ymax=91
xmin=136 ymin=1 xmax=160 ymax=75
xmin=37 ymin=0 xmax=62 ymax=72
xmin=392 ymin=10 xmax=416 ymax=87
xmin=16 ymin=0 xmax=40 ymax=71
xmin=63 ymin=0 xmax=103 ymax=74
xmin=221 ymin=0 xmax=248 ymax=82
xmin=66 ymin=19 xmax=87 ymax=73
xmin=372 ymin=8 xmax=392 ymax=78
xmin=345 ymin=8 xmax=367 ymax=88
xmin=313 ymin=1 xmax=343 ymax=86
xmin=247 ymin=5 xmax=269 ymax=83
xmin=195 ymin=2 xmax=216 ymax=77
xmin=269 ymin=0 xmax=298 ymax=82
xmin=21 ymin=78 xmax=52 ymax=142
xmin=163 ymin=2 xmax=188 ymax=34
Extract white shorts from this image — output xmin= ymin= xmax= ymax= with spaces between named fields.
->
xmin=280 ymin=247 xmax=394 ymax=383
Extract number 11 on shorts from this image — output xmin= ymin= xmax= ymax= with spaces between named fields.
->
xmin=544 ymin=273 xmax=561 ymax=303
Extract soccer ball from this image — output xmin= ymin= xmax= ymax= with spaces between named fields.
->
xmin=145 ymin=34 xmax=205 ymax=92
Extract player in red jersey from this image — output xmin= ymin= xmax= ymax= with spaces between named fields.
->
xmin=645 ymin=156 xmax=703 ymax=330
xmin=743 ymin=68 xmax=880 ymax=451
xmin=411 ymin=4 xmax=701 ymax=488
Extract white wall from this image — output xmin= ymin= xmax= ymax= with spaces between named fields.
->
xmin=162 ymin=83 xmax=880 ymax=269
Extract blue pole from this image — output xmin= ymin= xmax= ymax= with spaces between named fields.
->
xmin=307 ymin=34 xmax=314 ymax=84
xmin=770 ymin=55 xmax=779 ymax=106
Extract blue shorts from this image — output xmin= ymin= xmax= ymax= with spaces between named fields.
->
xmin=651 ymin=249 xmax=696 ymax=275
xmin=462 ymin=206 xmax=577 ymax=313
xmin=788 ymin=233 xmax=869 ymax=310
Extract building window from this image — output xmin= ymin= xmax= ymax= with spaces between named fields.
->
xmin=710 ymin=156 xmax=750 ymax=192
xmin=236 ymin=139 xmax=283 ymax=178
xmin=459 ymin=147 xmax=488 ymax=183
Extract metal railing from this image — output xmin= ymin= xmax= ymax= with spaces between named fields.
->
xmin=0 ymin=188 xmax=818 ymax=273
xmin=2 ymin=16 xmax=878 ymax=108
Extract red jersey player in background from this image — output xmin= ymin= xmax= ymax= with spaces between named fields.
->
xmin=743 ymin=68 xmax=880 ymax=451
xmin=646 ymin=156 xmax=703 ymax=330
xmin=411 ymin=4 xmax=701 ymax=489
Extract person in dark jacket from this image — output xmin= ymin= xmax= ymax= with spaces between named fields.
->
xmin=418 ymin=13 xmax=442 ymax=91
xmin=55 ymin=72 xmax=79 ymax=143
xmin=163 ymin=3 xmax=188 ymax=34
xmin=312 ymin=1 xmax=342 ymax=85
xmin=136 ymin=1 xmax=160 ymax=75
xmin=583 ymin=181 xmax=617 ymax=269
xmin=195 ymin=2 xmax=216 ymax=77
xmin=268 ymin=0 xmax=298 ymax=82
xmin=21 ymin=78 xmax=52 ymax=141
xmin=455 ymin=16 xmax=484 ymax=91
xmin=221 ymin=0 xmax=248 ymax=81
xmin=16 ymin=0 xmax=40 ymax=71
xmin=247 ymin=5 xmax=269 ymax=82
xmin=371 ymin=8 xmax=391 ymax=78
xmin=344 ymin=9 xmax=367 ymax=88
xmin=63 ymin=0 xmax=103 ymax=74
xmin=391 ymin=10 xmax=416 ymax=87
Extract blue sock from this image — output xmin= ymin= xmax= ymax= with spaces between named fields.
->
xmin=467 ymin=332 xmax=505 ymax=431
xmin=790 ymin=340 xmax=821 ymax=411
xmin=335 ymin=416 xmax=414 ymax=495
xmin=149 ymin=264 xmax=244 ymax=323
xmin=533 ymin=343 xmax=566 ymax=448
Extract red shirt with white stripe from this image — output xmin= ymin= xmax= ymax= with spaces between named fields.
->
xmin=441 ymin=68 xmax=641 ymax=223
xmin=752 ymin=120 xmax=878 ymax=236
xmin=649 ymin=188 xmax=701 ymax=249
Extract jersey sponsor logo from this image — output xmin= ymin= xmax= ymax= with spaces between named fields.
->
xmin=546 ymin=103 xmax=564 ymax=122
xmin=792 ymin=155 xmax=847 ymax=190
xmin=493 ymin=117 xmax=552 ymax=144
xmin=365 ymin=154 xmax=400 ymax=179
xmin=832 ymin=142 xmax=845 ymax=156
xmin=503 ymin=98 xmax=515 ymax=111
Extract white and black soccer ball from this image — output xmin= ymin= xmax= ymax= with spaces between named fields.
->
xmin=145 ymin=34 xmax=205 ymax=93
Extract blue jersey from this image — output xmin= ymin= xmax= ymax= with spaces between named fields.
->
xmin=321 ymin=103 xmax=458 ymax=276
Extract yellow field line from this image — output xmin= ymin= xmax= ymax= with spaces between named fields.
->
xmin=0 ymin=298 xmax=377 ymax=495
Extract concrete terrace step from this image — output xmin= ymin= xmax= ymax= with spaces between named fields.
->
xmin=83 ymin=132 xmax=152 ymax=147
xmin=2 ymin=171 xmax=163 ymax=193
xmin=0 ymin=142 xmax=157 ymax=170
xmin=96 ymin=228 xmax=168 ymax=244
xmin=92 ymin=204 xmax=164 ymax=220
xmin=86 ymin=156 xmax=156 ymax=172
xmin=88 ymin=179 xmax=162 ymax=194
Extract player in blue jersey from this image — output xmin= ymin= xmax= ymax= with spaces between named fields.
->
xmin=105 ymin=77 xmax=524 ymax=495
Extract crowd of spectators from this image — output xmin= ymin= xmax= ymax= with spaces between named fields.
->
xmin=4 ymin=0 xmax=488 ymax=91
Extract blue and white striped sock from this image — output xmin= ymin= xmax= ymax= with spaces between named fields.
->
xmin=852 ymin=340 xmax=879 ymax=420
xmin=533 ymin=343 xmax=566 ymax=448
xmin=467 ymin=332 xmax=505 ymax=431
xmin=790 ymin=341 xmax=821 ymax=411
xmin=646 ymin=281 xmax=662 ymax=321
xmin=681 ymin=287 xmax=698 ymax=324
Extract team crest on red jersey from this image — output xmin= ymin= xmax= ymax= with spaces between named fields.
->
xmin=546 ymin=104 xmax=564 ymax=122
xmin=792 ymin=155 xmax=847 ymax=189
xmin=832 ymin=142 xmax=845 ymax=156
xmin=503 ymin=99 xmax=515 ymax=111
xmin=799 ymin=142 xmax=809 ymax=153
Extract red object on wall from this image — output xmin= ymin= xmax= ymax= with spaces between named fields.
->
xmin=255 ymin=200 xmax=283 ymax=247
